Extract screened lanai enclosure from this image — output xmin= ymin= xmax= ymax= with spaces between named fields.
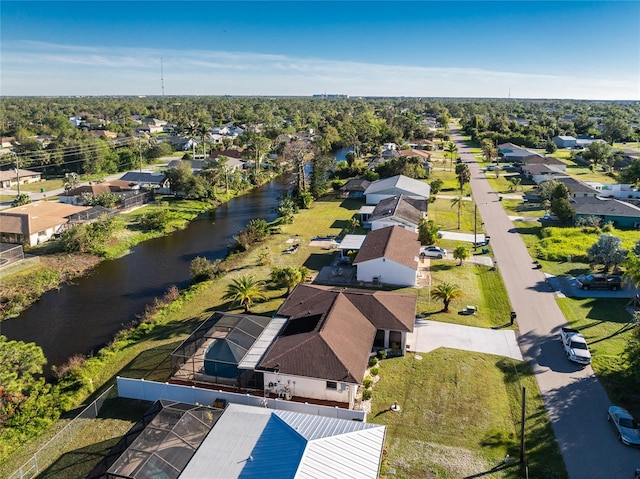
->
xmin=0 ymin=243 xmax=24 ymax=268
xmin=87 ymin=399 xmax=225 ymax=479
xmin=171 ymin=312 xmax=286 ymax=391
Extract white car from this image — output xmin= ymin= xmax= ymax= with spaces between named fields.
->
xmin=420 ymin=246 xmax=447 ymax=259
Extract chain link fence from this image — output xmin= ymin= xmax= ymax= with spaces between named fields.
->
xmin=8 ymin=385 xmax=115 ymax=479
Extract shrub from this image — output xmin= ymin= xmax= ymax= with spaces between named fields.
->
xmin=377 ymin=349 xmax=387 ymax=360
xmin=190 ymin=257 xmax=225 ymax=282
xmin=362 ymin=376 xmax=373 ymax=389
xmin=362 ymin=389 xmax=372 ymax=401
xmin=140 ymin=209 xmax=170 ymax=232
xmin=369 ymin=367 xmax=379 ymax=377
xmin=368 ymin=356 xmax=379 ymax=367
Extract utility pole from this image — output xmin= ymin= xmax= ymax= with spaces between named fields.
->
xmin=13 ymin=152 xmax=21 ymax=195
xmin=520 ymin=386 xmax=526 ymax=464
xmin=160 ymin=57 xmax=165 ymax=97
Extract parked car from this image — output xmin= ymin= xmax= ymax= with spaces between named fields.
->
xmin=607 ymin=406 xmax=640 ymax=447
xmin=576 ymin=273 xmax=623 ymax=290
xmin=538 ymin=213 xmax=559 ymax=222
xmin=420 ymin=246 xmax=447 ymax=259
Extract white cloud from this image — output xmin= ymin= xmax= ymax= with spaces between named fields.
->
xmin=2 ymin=41 xmax=637 ymax=100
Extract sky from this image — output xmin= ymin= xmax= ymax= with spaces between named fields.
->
xmin=1 ymin=1 xmax=639 ymax=100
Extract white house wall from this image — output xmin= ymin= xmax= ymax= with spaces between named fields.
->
xmin=356 ymin=257 xmax=417 ymax=287
xmin=262 ymin=372 xmax=357 ymax=409
xmin=370 ymin=219 xmax=417 ymax=233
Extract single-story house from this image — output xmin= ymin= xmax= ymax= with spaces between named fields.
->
xmin=353 ymin=225 xmax=420 ymax=287
xmin=119 ymin=171 xmax=171 ymax=193
xmin=522 ymin=164 xmax=567 ymax=184
xmin=337 ymin=234 xmax=367 ymax=259
xmin=338 ymin=178 xmax=371 ymax=199
xmin=258 ymin=283 xmax=416 ymax=408
xmin=553 ymin=177 xmax=601 ymax=198
xmin=59 ymin=180 xmax=138 ymax=205
xmin=0 ymin=201 xmax=90 ymax=246
xmin=0 ymin=137 xmax=16 ymax=148
xmin=497 ymin=143 xmax=541 ymax=162
xmin=368 ymin=194 xmax=427 ymax=232
xmin=89 ymin=130 xmax=118 ymax=139
xmin=520 ymin=154 xmax=567 ymax=171
xmin=571 ymin=196 xmax=640 ymax=228
xmin=364 ymin=174 xmax=430 ymax=205
xmin=0 ymin=168 xmax=42 ymax=189
xmin=552 ymin=136 xmax=577 ymax=149
xmin=357 ymin=205 xmax=376 ymax=227
xmin=89 ymin=399 xmax=386 ymax=479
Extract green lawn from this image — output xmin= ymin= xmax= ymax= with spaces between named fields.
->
xmin=18 ymin=178 xmax=65 ymax=192
xmin=373 ymin=350 xmax=566 ymax=479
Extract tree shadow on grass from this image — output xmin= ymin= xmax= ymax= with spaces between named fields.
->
xmin=36 ymin=437 xmax=122 ymax=479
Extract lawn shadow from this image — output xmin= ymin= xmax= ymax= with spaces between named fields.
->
xmin=330 ymin=219 xmax=349 ymax=229
xmin=340 ymin=198 xmax=365 ymax=210
xmin=463 ymin=461 xmax=520 ymax=478
xmin=303 ymin=253 xmax=335 ymax=271
xmin=36 ymin=437 xmax=123 ymax=479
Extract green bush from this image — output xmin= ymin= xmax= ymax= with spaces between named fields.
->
xmin=362 ymin=376 xmax=373 ymax=389
xmin=369 ymin=367 xmax=379 ymax=376
xmin=377 ymin=349 xmax=387 ymax=360
xmin=362 ymin=389 xmax=372 ymax=401
xmin=368 ymin=356 xmax=379 ymax=367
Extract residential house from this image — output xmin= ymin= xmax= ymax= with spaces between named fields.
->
xmin=571 ymin=196 xmax=640 ymax=229
xmin=89 ymin=399 xmax=386 ymax=479
xmin=497 ymin=143 xmax=541 ymax=162
xmin=353 ymin=225 xmax=420 ymax=287
xmin=119 ymin=171 xmax=171 ymax=193
xmin=521 ymin=164 xmax=566 ymax=184
xmin=338 ymin=178 xmax=371 ymax=199
xmin=0 ymin=201 xmax=90 ymax=246
xmin=89 ymin=130 xmax=118 ymax=140
xmin=553 ymin=177 xmax=600 ymax=198
xmin=368 ymin=194 xmax=427 ymax=232
xmin=0 ymin=137 xmax=16 ymax=148
xmin=596 ymin=183 xmax=640 ymax=200
xmin=364 ymin=174 xmax=430 ymax=205
xmin=356 ymin=205 xmax=376 ymax=227
xmin=521 ymin=154 xmax=567 ymax=172
xmin=552 ymin=136 xmax=577 ymax=149
xmin=0 ymin=168 xmax=42 ymax=189
xmin=259 ymin=283 xmax=417 ymax=408
xmin=59 ymin=180 xmax=138 ymax=206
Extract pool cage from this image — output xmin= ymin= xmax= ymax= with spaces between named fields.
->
xmin=86 ymin=399 xmax=224 ymax=479
xmin=171 ymin=312 xmax=272 ymax=390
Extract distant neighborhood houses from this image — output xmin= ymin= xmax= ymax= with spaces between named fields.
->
xmin=0 ymin=168 xmax=42 ymax=189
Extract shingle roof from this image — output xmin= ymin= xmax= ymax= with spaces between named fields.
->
xmin=521 ymin=154 xmax=564 ymax=166
xmin=572 ymin=196 xmax=640 ymax=217
xmin=554 ymin=176 xmax=601 ymax=195
xmin=353 ymin=225 xmax=420 ymax=270
xmin=0 ymin=168 xmax=41 ymax=181
xmin=259 ymin=284 xmax=416 ymax=383
xmin=369 ymin=194 xmax=427 ymax=225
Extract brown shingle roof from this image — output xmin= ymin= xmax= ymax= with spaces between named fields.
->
xmin=259 ymin=284 xmax=416 ymax=382
xmin=369 ymin=194 xmax=427 ymax=225
xmin=353 ymin=226 xmax=420 ymax=270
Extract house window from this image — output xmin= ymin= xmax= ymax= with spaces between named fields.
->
xmin=326 ymin=381 xmax=337 ymax=390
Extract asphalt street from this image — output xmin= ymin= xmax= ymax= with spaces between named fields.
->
xmin=451 ymin=127 xmax=639 ymax=479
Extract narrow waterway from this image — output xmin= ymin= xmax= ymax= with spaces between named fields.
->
xmin=2 ymin=178 xmax=290 ymax=375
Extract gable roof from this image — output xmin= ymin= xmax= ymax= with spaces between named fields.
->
xmin=572 ymin=196 xmax=640 ymax=218
xmin=119 ymin=171 xmax=167 ymax=185
xmin=369 ymin=194 xmax=427 ymax=225
xmin=353 ymin=225 xmax=420 ymax=270
xmin=364 ymin=174 xmax=430 ymax=199
xmin=521 ymin=154 xmax=564 ymax=166
xmin=0 ymin=168 xmax=41 ymax=181
xmin=180 ymin=403 xmax=386 ymax=479
xmin=259 ymin=283 xmax=416 ymax=383
xmin=553 ymin=176 xmax=601 ymax=195
xmin=0 ymin=202 xmax=90 ymax=235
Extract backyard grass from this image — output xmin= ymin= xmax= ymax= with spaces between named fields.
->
xmin=17 ymin=178 xmax=65 ymax=192
xmin=372 ymin=350 xmax=566 ymax=479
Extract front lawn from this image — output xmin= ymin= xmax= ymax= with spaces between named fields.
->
xmin=372 ymin=350 xmax=566 ymax=479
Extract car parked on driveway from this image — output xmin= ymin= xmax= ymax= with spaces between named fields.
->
xmin=576 ymin=273 xmax=623 ymax=290
xmin=607 ymin=406 xmax=640 ymax=447
xmin=420 ymin=246 xmax=447 ymax=259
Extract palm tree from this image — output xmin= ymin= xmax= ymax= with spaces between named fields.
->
xmin=450 ymin=196 xmax=467 ymax=230
xmin=453 ymin=245 xmax=470 ymax=266
xmin=445 ymin=142 xmax=458 ymax=171
xmin=348 ymin=216 xmax=360 ymax=233
xmin=509 ymin=177 xmax=522 ymax=192
xmin=270 ymin=266 xmax=305 ymax=296
xmin=222 ymin=276 xmax=266 ymax=313
xmin=430 ymin=282 xmax=465 ymax=312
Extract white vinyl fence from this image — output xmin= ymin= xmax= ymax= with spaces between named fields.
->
xmin=116 ymin=377 xmax=366 ymax=421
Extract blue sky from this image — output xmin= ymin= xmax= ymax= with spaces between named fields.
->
xmin=1 ymin=1 xmax=639 ymax=99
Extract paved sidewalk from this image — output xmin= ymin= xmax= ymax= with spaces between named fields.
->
xmin=407 ymin=320 xmax=523 ymax=361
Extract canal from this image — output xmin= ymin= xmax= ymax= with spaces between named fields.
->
xmin=2 ymin=177 xmax=290 ymax=375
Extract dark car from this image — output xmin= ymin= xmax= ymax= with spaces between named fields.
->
xmin=576 ymin=273 xmax=622 ymax=291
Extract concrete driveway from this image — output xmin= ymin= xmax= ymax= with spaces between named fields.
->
xmin=407 ymin=320 xmax=523 ymax=361
xmin=547 ymin=274 xmax=633 ymax=299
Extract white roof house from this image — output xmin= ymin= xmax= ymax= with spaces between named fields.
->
xmin=180 ymin=403 xmax=386 ymax=479
xmin=364 ymin=174 xmax=430 ymax=205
